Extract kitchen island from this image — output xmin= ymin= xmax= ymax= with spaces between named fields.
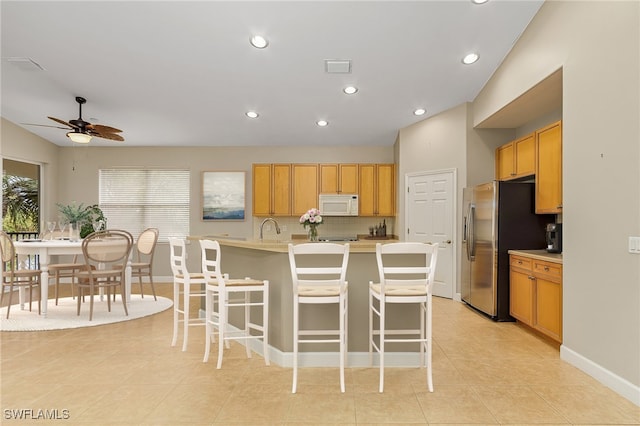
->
xmin=188 ymin=236 xmax=428 ymax=367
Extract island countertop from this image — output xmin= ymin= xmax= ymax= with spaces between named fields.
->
xmin=188 ymin=235 xmax=399 ymax=253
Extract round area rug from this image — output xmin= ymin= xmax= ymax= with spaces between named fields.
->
xmin=0 ymin=295 xmax=173 ymax=331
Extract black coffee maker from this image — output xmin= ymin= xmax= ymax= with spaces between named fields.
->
xmin=546 ymin=223 xmax=562 ymax=253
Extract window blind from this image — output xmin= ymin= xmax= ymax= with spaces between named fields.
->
xmin=99 ymin=169 xmax=190 ymax=241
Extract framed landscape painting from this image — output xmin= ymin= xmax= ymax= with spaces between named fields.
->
xmin=201 ymin=171 xmax=245 ymax=220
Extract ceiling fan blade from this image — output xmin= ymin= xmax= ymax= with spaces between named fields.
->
xmin=87 ymin=123 xmax=123 ymax=133
xmin=91 ymin=132 xmax=125 ymax=142
xmin=47 ymin=116 xmax=74 ymax=129
xmin=22 ymin=122 xmax=71 ymax=130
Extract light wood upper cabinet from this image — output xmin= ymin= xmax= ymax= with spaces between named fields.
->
xmin=536 ymin=121 xmax=562 ymax=214
xmin=359 ymin=164 xmax=395 ymax=216
xmin=252 ymin=164 xmax=291 ymax=216
xmin=496 ymin=142 xmax=515 ymax=180
xmin=509 ymin=253 xmax=562 ymax=343
xmin=254 ymin=162 xmax=394 ymax=217
xmin=319 ymin=164 xmax=358 ymax=194
xmin=495 ymin=133 xmax=535 ymax=181
xmin=292 ymin=164 xmax=319 ymax=216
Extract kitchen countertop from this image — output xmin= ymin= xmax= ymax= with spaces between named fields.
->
xmin=189 ymin=235 xmax=400 ymax=253
xmin=508 ymin=249 xmax=563 ymax=264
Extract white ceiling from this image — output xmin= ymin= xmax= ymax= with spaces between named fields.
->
xmin=1 ymin=0 xmax=544 ymax=148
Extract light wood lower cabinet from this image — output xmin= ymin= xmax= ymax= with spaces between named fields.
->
xmin=510 ymin=254 xmax=562 ymax=342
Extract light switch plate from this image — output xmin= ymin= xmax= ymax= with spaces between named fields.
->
xmin=629 ymin=236 xmax=640 ymax=254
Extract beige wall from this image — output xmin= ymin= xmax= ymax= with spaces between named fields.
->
xmin=4 ymin=135 xmax=394 ymax=275
xmin=473 ymin=0 xmax=639 ymax=400
xmin=1 ymin=118 xmax=61 ymax=226
xmin=396 ymin=0 xmax=639 ymax=403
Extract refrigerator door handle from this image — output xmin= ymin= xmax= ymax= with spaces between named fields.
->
xmin=464 ymin=203 xmax=471 ymax=260
xmin=469 ymin=204 xmax=476 ymax=260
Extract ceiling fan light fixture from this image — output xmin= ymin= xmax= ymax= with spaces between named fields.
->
xmin=67 ymin=131 xmax=92 ymax=144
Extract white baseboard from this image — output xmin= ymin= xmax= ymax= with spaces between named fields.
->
xmin=561 ymin=344 xmax=640 ymax=407
xmin=241 ymin=341 xmax=425 ymax=369
xmin=206 ymin=319 xmax=425 ymax=368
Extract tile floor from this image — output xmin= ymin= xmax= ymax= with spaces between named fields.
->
xmin=1 ymin=283 xmax=639 ymax=425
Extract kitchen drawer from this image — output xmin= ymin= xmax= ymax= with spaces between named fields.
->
xmin=533 ymin=260 xmax=562 ymax=282
xmin=511 ymin=256 xmax=532 ymax=270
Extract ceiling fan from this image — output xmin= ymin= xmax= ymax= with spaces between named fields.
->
xmin=26 ymin=96 xmax=124 ymax=143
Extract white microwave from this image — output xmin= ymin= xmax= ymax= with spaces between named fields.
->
xmin=319 ymin=194 xmax=359 ymax=216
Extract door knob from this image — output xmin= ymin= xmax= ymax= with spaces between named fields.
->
xmin=444 ymin=240 xmax=452 ymax=244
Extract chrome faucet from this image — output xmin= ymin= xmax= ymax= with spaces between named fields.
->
xmin=259 ymin=217 xmax=281 ymax=240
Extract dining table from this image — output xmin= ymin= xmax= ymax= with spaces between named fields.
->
xmin=13 ymin=238 xmax=132 ymax=318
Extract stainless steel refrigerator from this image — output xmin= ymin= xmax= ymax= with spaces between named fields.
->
xmin=461 ymin=181 xmax=552 ymax=321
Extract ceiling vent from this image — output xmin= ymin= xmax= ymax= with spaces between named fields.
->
xmin=325 ymin=59 xmax=351 ymax=74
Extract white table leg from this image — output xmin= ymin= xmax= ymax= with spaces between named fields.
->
xmin=125 ymin=260 xmax=132 ymax=304
xmin=17 ymin=254 xmax=26 ymax=309
xmin=41 ymin=267 xmax=50 ymax=318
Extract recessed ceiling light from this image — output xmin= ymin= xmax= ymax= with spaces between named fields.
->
xmin=462 ymin=53 xmax=479 ymax=65
xmin=246 ymin=111 xmax=259 ymax=118
xmin=471 ymin=0 xmax=489 ymax=4
xmin=343 ymin=86 xmax=358 ymax=95
xmin=316 ymin=120 xmax=328 ymax=127
xmin=250 ymin=35 xmax=268 ymax=49
xmin=414 ymin=108 xmax=426 ymax=116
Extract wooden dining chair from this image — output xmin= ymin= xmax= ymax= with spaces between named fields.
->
xmin=129 ymin=227 xmax=159 ymax=300
xmin=42 ymin=230 xmax=87 ymax=305
xmin=74 ymin=229 xmax=133 ymax=321
xmin=0 ymin=231 xmax=42 ymax=318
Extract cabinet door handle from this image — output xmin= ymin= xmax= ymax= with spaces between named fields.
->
xmin=528 ymin=276 xmax=536 ymax=280
xmin=557 ymin=205 xmax=563 ymax=209
xmin=544 ymin=266 xmax=550 ymax=271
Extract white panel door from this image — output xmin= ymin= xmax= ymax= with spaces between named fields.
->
xmin=406 ymin=170 xmax=455 ymax=299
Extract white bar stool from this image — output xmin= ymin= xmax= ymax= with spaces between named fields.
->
xmin=369 ymin=242 xmax=438 ymax=392
xmin=169 ymin=238 xmax=207 ymax=351
xmin=288 ymin=242 xmax=350 ymax=393
xmin=200 ymin=239 xmax=269 ymax=369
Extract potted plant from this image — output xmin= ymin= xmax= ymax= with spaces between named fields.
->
xmin=57 ymin=202 xmax=107 ymax=239
xmin=80 ymin=204 xmax=107 ymax=238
